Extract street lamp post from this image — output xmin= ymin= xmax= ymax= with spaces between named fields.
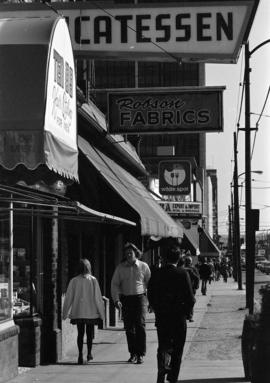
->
xmin=244 ymin=39 xmax=270 ymax=314
xmin=232 ymin=156 xmax=262 ymax=293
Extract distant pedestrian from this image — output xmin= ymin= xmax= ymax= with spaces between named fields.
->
xmin=111 ymin=242 xmax=151 ymax=364
xmin=184 ymin=256 xmax=200 ymax=321
xmin=62 ymin=258 xmax=105 ymax=364
xmin=198 ymin=257 xmax=212 ymax=295
xmin=220 ymin=260 xmax=229 ymax=282
xmin=207 ymin=259 xmax=215 ymax=284
xmin=148 ymin=245 xmax=195 ymax=383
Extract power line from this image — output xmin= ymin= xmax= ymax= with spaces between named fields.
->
xmin=251 ymin=112 xmax=270 ymax=118
xmin=251 ymin=85 xmax=270 ymax=160
xmin=91 ymin=1 xmax=181 ymax=63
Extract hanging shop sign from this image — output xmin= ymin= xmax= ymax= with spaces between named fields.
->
xmin=0 ymin=0 xmax=259 ymax=63
xmin=0 ymin=17 xmax=78 ymax=181
xmin=108 ymin=87 xmax=224 ymax=134
xmin=158 ymin=201 xmax=202 ymax=218
xmin=159 ymin=160 xmax=191 ymax=196
xmin=44 ymin=17 xmax=78 ymax=180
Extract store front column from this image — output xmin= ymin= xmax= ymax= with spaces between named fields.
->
xmin=42 ymin=208 xmax=61 ymax=363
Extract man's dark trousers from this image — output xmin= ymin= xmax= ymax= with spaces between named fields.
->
xmin=121 ymin=294 xmax=147 ymax=357
xmin=156 ymin=313 xmax=187 ymax=382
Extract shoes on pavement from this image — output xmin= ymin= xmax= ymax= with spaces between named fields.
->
xmin=136 ymin=355 xmax=144 ymax=364
xmin=166 ymin=373 xmax=177 ymax=383
xmin=78 ymin=355 xmax=83 ymax=365
xmin=127 ymin=354 xmax=137 ymax=363
xmin=87 ymin=353 xmax=93 ymax=362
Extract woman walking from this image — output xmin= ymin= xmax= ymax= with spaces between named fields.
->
xmin=63 ymin=258 xmax=105 ymax=364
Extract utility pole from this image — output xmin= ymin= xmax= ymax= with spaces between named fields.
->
xmin=244 ymin=39 xmax=270 ymax=314
xmin=227 ymin=204 xmax=233 ymax=258
xmin=233 ymin=132 xmax=243 ymax=289
xmin=231 ymin=190 xmax=237 ymax=281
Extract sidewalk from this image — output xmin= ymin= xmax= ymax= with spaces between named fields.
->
xmin=7 ymin=278 xmax=248 ymax=383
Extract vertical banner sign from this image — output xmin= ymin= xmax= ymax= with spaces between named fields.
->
xmin=44 ymin=18 xmax=77 ymax=154
xmin=159 ymin=161 xmax=191 ymax=195
xmin=44 ymin=18 xmax=78 ymax=180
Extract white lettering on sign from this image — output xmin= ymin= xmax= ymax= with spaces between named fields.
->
xmin=158 ymin=201 xmax=202 ymax=217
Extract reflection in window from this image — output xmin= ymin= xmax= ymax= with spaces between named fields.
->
xmin=13 ymin=213 xmax=36 ymax=318
xmin=0 ymin=206 xmax=11 ymax=322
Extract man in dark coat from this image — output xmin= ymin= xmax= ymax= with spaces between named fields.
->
xmin=198 ymin=257 xmax=212 ymax=295
xmin=148 ymin=246 xmax=195 ymax=383
xmin=184 ymin=256 xmax=200 ymax=321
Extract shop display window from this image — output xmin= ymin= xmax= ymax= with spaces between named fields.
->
xmin=13 ymin=214 xmax=36 ymax=318
xmin=0 ymin=207 xmax=12 ymax=322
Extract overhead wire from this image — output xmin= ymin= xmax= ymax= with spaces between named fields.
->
xmin=90 ymin=1 xmax=181 ymax=63
xmin=251 ymin=85 xmax=270 ymax=160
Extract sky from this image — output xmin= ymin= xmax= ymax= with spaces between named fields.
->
xmin=205 ymin=0 xmax=270 ymax=236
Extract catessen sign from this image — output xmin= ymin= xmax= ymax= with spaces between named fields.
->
xmin=0 ymin=0 xmax=260 ymax=63
xmin=108 ymin=87 xmax=224 ymax=134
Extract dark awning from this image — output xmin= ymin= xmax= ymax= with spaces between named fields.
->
xmin=199 ymin=227 xmax=221 ymax=257
xmin=183 ymin=225 xmax=200 ymax=254
xmin=0 ymin=184 xmax=135 ymax=226
xmin=78 ymin=136 xmax=183 ymax=238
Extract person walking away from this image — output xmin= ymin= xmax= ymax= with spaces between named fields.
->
xmin=207 ymin=259 xmax=215 ymax=284
xmin=220 ymin=259 xmax=229 ymax=282
xmin=111 ymin=242 xmax=151 ymax=364
xmin=214 ymin=259 xmax=221 ymax=281
xmin=184 ymin=256 xmax=200 ymax=321
xmin=62 ymin=258 xmax=105 ymax=364
xmin=148 ymin=246 xmax=195 ymax=383
xmin=198 ymin=257 xmax=212 ymax=295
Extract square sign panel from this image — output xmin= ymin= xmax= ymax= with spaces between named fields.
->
xmin=159 ymin=160 xmax=191 ymax=195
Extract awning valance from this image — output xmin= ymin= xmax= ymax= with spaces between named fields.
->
xmin=78 ymin=136 xmax=183 ymax=238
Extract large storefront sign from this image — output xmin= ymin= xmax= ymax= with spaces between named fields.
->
xmin=159 ymin=161 xmax=191 ymax=196
xmin=0 ymin=0 xmax=259 ymax=63
xmin=0 ymin=17 xmax=78 ymax=181
xmin=158 ymin=201 xmax=202 ymax=218
xmin=108 ymin=87 xmax=224 ymax=134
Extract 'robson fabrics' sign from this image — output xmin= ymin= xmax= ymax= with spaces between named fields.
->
xmin=108 ymin=87 xmax=224 ymax=135
xmin=0 ymin=0 xmax=259 ymax=63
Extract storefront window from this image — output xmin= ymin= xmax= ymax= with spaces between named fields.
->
xmin=0 ymin=203 xmax=12 ymax=322
xmin=13 ymin=213 xmax=36 ymax=318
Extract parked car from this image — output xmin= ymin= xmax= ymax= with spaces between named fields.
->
xmin=257 ymin=260 xmax=270 ymax=273
xmin=255 ymin=255 xmax=267 ymax=268
xmin=264 ymin=263 xmax=270 ymax=275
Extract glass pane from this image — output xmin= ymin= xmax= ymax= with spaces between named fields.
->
xmin=0 ymin=205 xmax=11 ymax=322
xmin=13 ymin=214 xmax=34 ymax=318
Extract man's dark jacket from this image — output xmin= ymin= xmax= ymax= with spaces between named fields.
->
xmin=148 ymin=264 xmax=195 ymax=318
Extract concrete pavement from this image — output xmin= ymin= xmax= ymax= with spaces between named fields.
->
xmin=6 ymin=277 xmax=249 ymax=383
